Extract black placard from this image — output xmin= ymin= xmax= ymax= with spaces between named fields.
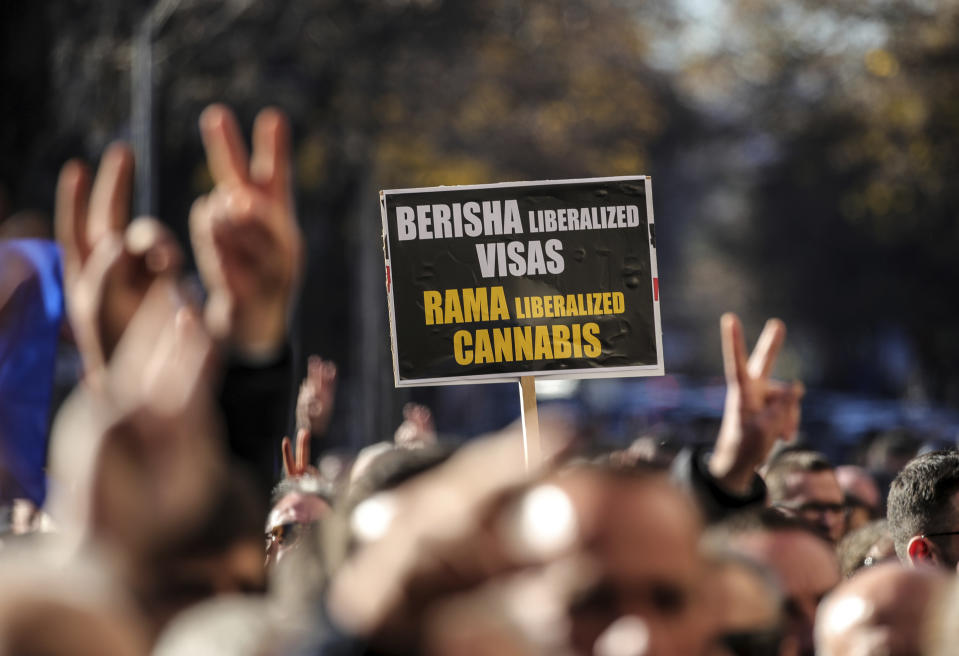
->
xmin=381 ymin=176 xmax=663 ymax=386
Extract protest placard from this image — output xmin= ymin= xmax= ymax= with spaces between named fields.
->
xmin=381 ymin=176 xmax=663 ymax=387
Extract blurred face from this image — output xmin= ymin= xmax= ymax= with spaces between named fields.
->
xmin=0 ymin=597 xmax=145 ymax=656
xmin=569 ymin=478 xmax=710 ymax=656
xmin=265 ymin=492 xmax=330 ymax=567
xmin=705 ymin=562 xmax=783 ymax=656
xmin=137 ymin=539 xmax=267 ymax=639
xmin=817 ymin=565 xmax=945 ymax=656
xmin=836 ymin=467 xmax=881 ymax=532
xmin=775 ymin=470 xmax=846 ymax=543
xmin=732 ymin=530 xmax=839 ymax=656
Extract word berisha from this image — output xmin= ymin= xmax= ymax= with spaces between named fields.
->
xmin=394 ymin=200 xmax=642 ymax=241
xmin=394 ymin=199 xmax=642 ymax=278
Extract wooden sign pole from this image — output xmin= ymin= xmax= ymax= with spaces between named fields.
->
xmin=519 ymin=376 xmax=541 ymax=470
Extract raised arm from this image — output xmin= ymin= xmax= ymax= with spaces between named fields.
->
xmin=190 ymin=105 xmax=304 ymax=497
xmin=708 ymin=313 xmax=804 ymax=494
xmin=295 ymin=355 xmax=338 ymax=437
xmin=671 ymin=313 xmax=804 ymax=522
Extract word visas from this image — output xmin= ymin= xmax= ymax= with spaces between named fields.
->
xmin=394 ymin=199 xmax=641 ymax=278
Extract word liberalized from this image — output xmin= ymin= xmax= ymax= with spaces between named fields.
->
xmin=395 ymin=199 xmax=642 ymax=278
xmin=420 ymin=286 xmax=626 ymax=366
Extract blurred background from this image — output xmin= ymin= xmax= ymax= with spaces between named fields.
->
xmin=3 ymin=0 xmax=959 ymax=463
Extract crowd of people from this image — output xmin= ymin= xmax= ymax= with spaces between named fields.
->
xmin=2 ymin=103 xmax=959 ymax=655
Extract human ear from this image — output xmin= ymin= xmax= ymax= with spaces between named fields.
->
xmin=906 ymin=536 xmax=940 ymax=567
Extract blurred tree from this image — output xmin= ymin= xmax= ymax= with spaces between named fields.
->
xmin=18 ymin=0 xmax=959 ymax=440
xmin=742 ymin=2 xmax=959 ymax=403
xmin=630 ymin=0 xmax=959 ymax=404
xmin=18 ymin=0 xmax=680 ymax=446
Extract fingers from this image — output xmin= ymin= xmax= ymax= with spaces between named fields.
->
xmin=125 ymin=217 xmax=183 ymax=277
xmin=200 ymin=104 xmax=250 ymax=187
xmin=720 ymin=312 xmax=749 ymax=389
xmin=173 ymin=305 xmax=215 ymax=386
xmin=55 ymin=160 xmax=92 ymax=271
xmin=126 ymin=281 xmax=185 ymax=411
xmin=281 ymin=436 xmax=295 ymax=478
xmin=295 ymin=427 xmax=310 ymax=472
xmin=747 ymin=318 xmax=786 ymax=380
xmin=308 ymin=355 xmax=337 ymax=384
xmin=70 ymin=235 xmax=125 ymax=382
xmin=281 ymin=428 xmax=312 ymax=477
xmin=250 ymin=107 xmax=291 ymax=206
xmin=322 ymin=361 xmax=338 ymax=383
xmin=410 ymin=405 xmax=433 ymax=431
xmin=87 ymin=143 xmax=134 ymax=245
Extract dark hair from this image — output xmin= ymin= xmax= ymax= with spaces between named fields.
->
xmin=887 ymin=450 xmax=959 ymax=560
xmin=342 ymin=443 xmax=455 ymax=518
xmin=149 ymin=469 xmax=266 ymax=560
xmin=764 ymin=450 xmax=834 ymax=503
xmin=271 ymin=474 xmax=334 ymax=508
xmin=836 ymin=519 xmax=891 ymax=578
xmin=704 ymin=507 xmax=830 ymax=551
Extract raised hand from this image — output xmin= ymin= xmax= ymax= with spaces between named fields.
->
xmin=708 ymin=313 xmax=804 ymax=494
xmin=393 ymin=403 xmax=437 ymax=448
xmin=295 ymin=356 xmax=337 ymax=436
xmin=48 ymin=278 xmax=224 ymax=553
xmin=281 ymin=427 xmax=319 ymax=479
xmin=55 ymin=145 xmax=181 ymax=378
xmin=190 ymin=105 xmax=303 ymax=358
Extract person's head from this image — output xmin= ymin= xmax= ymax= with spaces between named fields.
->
xmin=568 ymin=467 xmax=711 ymax=656
xmin=816 ymin=563 xmax=947 ymax=656
xmin=330 ymin=443 xmax=454 ymax=565
xmin=703 ymin=551 xmax=785 ymax=656
xmin=132 ymin=473 xmax=268 ymax=640
xmin=887 ymin=449 xmax=959 ymax=570
xmin=926 ymin=577 xmax=959 ymax=656
xmin=837 ymin=519 xmax=896 ymax=578
xmin=265 ymin=474 xmax=333 ymax=568
xmin=343 ymin=443 xmax=454 ymax=513
xmin=836 ymin=465 xmax=882 ymax=531
xmin=0 ymin=595 xmax=145 ymax=656
xmin=765 ymin=450 xmax=845 ymax=543
xmin=867 ymin=429 xmax=919 ymax=475
xmin=621 ymin=425 xmax=684 ymax=469
xmin=0 ymin=546 xmax=148 ymax=655
xmin=710 ymin=510 xmax=840 ymax=656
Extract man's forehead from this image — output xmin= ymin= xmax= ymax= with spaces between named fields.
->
xmin=733 ymin=531 xmax=838 ymax=580
xmin=590 ymin=478 xmax=704 ymax=574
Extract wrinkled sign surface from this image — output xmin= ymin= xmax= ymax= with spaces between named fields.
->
xmin=381 ymin=176 xmax=663 ymax=386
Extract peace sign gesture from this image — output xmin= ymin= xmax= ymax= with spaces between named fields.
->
xmin=295 ymin=355 xmax=338 ymax=437
xmin=708 ymin=313 xmax=805 ymax=494
xmin=55 ymin=144 xmax=181 ymax=378
xmin=281 ymin=427 xmax=318 ymax=479
xmin=394 ymin=403 xmax=437 ymax=448
xmin=190 ymin=104 xmax=303 ymax=358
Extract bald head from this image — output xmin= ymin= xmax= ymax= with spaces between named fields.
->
xmin=816 ymin=563 xmax=947 ymax=656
